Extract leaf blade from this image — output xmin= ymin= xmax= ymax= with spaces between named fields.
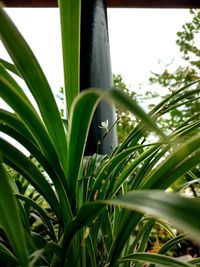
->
xmin=0 ymin=7 xmax=68 ymax=172
xmin=59 ymin=0 xmax=81 ymax=114
xmin=0 ymin=159 xmax=28 ymax=266
xmin=118 ymin=253 xmax=193 ymax=267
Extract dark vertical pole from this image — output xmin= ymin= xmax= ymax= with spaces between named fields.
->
xmin=80 ymin=0 xmax=118 ymax=155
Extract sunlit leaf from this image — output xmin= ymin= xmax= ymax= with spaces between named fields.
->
xmin=59 ymin=0 xmax=81 ymax=114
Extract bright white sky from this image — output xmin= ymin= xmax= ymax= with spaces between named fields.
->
xmin=0 ymin=8 xmax=192 ymax=93
xmin=108 ymin=9 xmax=191 ymax=91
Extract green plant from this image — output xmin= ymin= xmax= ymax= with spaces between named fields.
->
xmin=1 ymin=2 xmax=200 ymax=267
xmin=149 ymin=9 xmax=200 ymax=133
xmin=113 ymin=74 xmax=139 ymax=143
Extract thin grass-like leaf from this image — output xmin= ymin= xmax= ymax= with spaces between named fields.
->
xmin=141 ymin=134 xmax=200 ymax=189
xmin=58 ymin=202 xmax=104 ymax=265
xmin=0 ymin=63 xmax=32 ymax=105
xmin=87 ymin=235 xmax=97 ymax=267
xmin=0 ymin=7 xmax=67 ymax=172
xmin=189 ymin=257 xmax=200 ymax=266
xmin=0 ymin=159 xmax=28 ymax=266
xmin=118 ymin=253 xmax=193 ymax=267
xmin=163 ymin=96 xmax=200 ymax=115
xmin=151 ymin=79 xmax=200 ymax=117
xmin=176 ymin=111 xmax=200 ymax=130
xmin=115 ymin=80 xmax=200 ymax=155
xmin=0 ymin=108 xmax=37 ymax=145
xmin=158 ymin=233 xmax=188 ymax=255
xmin=68 ymin=87 xmax=168 ymax=202
xmin=16 ymin=194 xmax=57 ymax=242
xmin=129 ymin=221 xmax=151 ymax=255
xmin=136 ymin=219 xmax=155 ymax=253
xmin=104 ymin=188 xmax=200 ymax=266
xmin=67 ymin=90 xmax=101 ymax=201
xmin=0 ymin=138 xmax=61 ymax=220
xmin=90 ymin=143 xmax=160 ymax=200
xmin=172 ymin=121 xmax=200 ymax=141
xmin=165 ymin=87 xmax=200 ymax=109
xmin=0 ymin=72 xmax=64 ymax=175
xmin=108 ymin=89 xmax=166 ymax=140
xmin=29 ymin=242 xmax=61 ymax=267
xmin=105 ymin=190 xmax=200 ymax=243
xmin=175 ymin=178 xmax=200 ymax=192
xmin=0 ymin=58 xmax=22 ymax=77
xmin=111 ymin=145 xmax=160 ymax=197
xmin=0 ymin=122 xmax=73 ymax=226
xmin=0 ymin=242 xmax=19 ymax=266
xmin=156 ymin=151 xmax=200 ymax=190
xmin=0 ymin=123 xmax=68 ymax=189
xmin=59 ymin=0 xmax=81 ymax=115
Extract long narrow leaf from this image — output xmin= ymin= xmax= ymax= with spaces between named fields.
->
xmin=0 ymin=7 xmax=67 ymax=172
xmin=59 ymin=0 xmax=81 ymax=115
xmin=0 ymin=122 xmax=72 ymax=226
xmin=104 ymin=190 xmax=200 ymax=244
xmin=0 ymin=63 xmax=33 ymax=106
xmin=58 ymin=202 xmax=104 ymax=265
xmin=111 ymin=146 xmax=160 ymax=196
xmin=0 ymin=138 xmax=61 ymax=220
xmin=67 ymin=86 xmax=169 ymax=201
xmin=0 ymin=58 xmax=22 ymax=77
xmin=0 ymin=71 xmax=63 ymax=175
xmin=189 ymin=257 xmax=200 ymax=266
xmin=67 ymin=90 xmax=101 ymax=201
xmin=130 ymin=219 xmax=155 ymax=253
xmin=141 ymin=134 xmax=200 ymax=189
xmin=90 ymin=143 xmax=160 ymax=199
xmin=0 ymin=159 xmax=28 ymax=266
xmin=0 ymin=123 xmax=67 ymax=188
xmin=0 ymin=108 xmax=37 ymax=145
xmin=158 ymin=233 xmax=188 ymax=255
xmin=108 ymin=89 xmax=166 ymax=140
xmin=0 ymin=240 xmax=19 ymax=266
xmin=118 ymin=253 xmax=193 ymax=267
xmin=16 ymin=194 xmax=57 ymax=242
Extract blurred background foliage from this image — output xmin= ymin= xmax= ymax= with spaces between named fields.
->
xmin=115 ymin=9 xmax=200 ymax=142
xmin=113 ymin=9 xmax=200 ymax=257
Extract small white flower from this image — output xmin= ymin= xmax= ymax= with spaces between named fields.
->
xmin=99 ymin=119 xmax=109 ymax=132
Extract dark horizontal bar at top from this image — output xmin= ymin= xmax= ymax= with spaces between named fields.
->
xmin=108 ymin=0 xmax=200 ymax=8
xmin=2 ymin=0 xmax=200 ymax=8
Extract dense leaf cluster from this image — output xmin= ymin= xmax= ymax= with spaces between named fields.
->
xmin=1 ymin=4 xmax=200 ymax=267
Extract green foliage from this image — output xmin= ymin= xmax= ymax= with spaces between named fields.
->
xmin=149 ymin=9 xmax=200 ymax=133
xmin=59 ymin=0 xmax=81 ymax=115
xmin=113 ymin=74 xmax=138 ymax=143
xmin=150 ymin=9 xmax=200 ymax=86
xmin=148 ymin=9 xmax=200 ymax=192
xmin=1 ymin=3 xmax=200 ymax=267
xmin=114 ymin=74 xmax=162 ymax=141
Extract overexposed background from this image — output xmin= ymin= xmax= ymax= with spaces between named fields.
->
xmin=0 ymin=8 xmax=191 ymax=92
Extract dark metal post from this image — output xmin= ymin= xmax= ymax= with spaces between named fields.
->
xmin=80 ymin=0 xmax=118 ymax=155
